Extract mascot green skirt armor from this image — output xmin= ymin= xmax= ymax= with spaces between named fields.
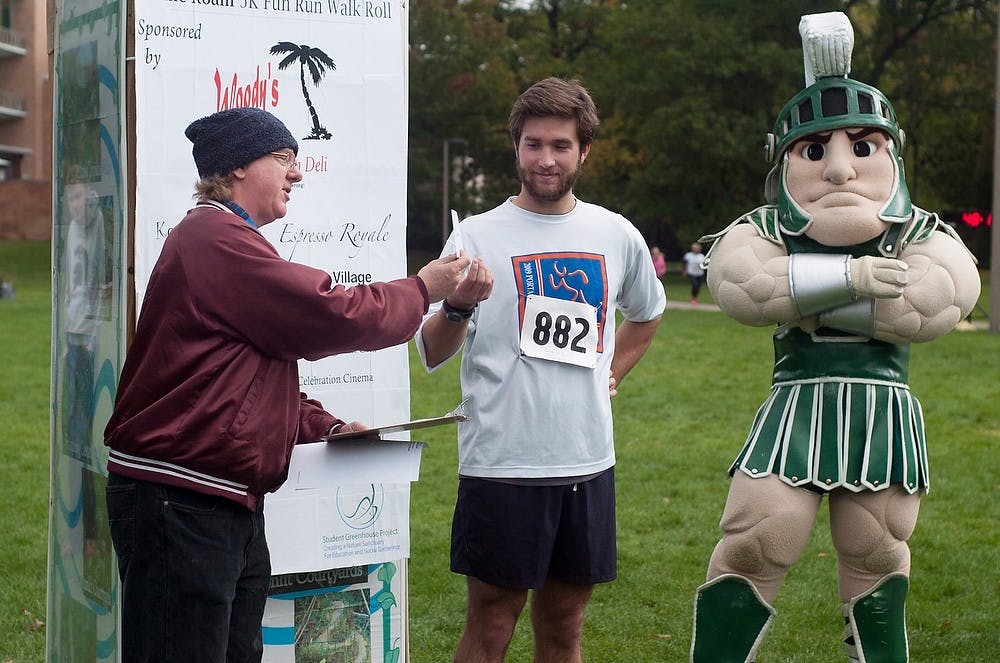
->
xmin=733 ymin=329 xmax=929 ymax=496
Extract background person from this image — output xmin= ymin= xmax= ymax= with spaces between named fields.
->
xmin=650 ymin=245 xmax=667 ymax=278
xmin=103 ymin=107 xmax=469 ymax=663
xmin=681 ymin=242 xmax=705 ymax=304
xmin=416 ymin=77 xmax=665 ymax=663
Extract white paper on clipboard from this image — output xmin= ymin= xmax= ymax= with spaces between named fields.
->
xmin=451 ymin=209 xmax=464 ymax=256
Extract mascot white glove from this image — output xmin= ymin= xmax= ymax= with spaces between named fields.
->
xmin=849 ymin=256 xmax=908 ymax=299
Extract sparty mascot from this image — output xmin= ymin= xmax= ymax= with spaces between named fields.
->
xmin=690 ymin=12 xmax=981 ymax=663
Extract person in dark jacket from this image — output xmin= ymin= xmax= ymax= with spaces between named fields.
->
xmin=104 ymin=107 xmax=469 ymax=663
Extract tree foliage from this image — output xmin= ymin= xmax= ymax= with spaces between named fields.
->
xmin=407 ymin=0 xmax=998 ymax=257
xmin=407 ymin=0 xmax=521 ymax=248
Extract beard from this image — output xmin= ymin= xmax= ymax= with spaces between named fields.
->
xmin=517 ymin=156 xmax=584 ymax=203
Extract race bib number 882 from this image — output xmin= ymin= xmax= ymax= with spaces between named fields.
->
xmin=519 ymin=295 xmax=599 ymax=368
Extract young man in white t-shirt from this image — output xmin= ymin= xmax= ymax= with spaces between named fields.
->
xmin=417 ymin=77 xmax=666 ymax=663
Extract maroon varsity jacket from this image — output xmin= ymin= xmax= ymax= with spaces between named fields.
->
xmin=104 ymin=204 xmax=428 ymax=510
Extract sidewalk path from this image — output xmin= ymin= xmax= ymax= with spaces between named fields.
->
xmin=664 ymin=299 xmax=720 ymax=312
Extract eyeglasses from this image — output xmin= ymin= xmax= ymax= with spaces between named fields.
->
xmin=269 ymin=151 xmax=301 ymax=172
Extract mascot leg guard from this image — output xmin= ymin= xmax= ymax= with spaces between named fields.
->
xmin=842 ymin=574 xmax=909 ymax=663
xmin=691 ymin=574 xmax=775 ymax=663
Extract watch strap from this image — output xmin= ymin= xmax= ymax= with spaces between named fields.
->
xmin=442 ymin=299 xmax=475 ymax=321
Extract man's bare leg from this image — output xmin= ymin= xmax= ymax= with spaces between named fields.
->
xmin=530 ymin=577 xmax=593 ymax=663
xmin=454 ymin=576 xmax=528 ymax=663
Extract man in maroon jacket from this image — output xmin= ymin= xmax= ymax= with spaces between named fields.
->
xmin=104 ymin=107 xmax=468 ymax=663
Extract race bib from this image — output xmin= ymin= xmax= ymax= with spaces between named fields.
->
xmin=519 ymin=295 xmax=599 ymax=368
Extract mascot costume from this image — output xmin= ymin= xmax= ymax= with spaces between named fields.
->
xmin=689 ymin=12 xmax=981 ymax=663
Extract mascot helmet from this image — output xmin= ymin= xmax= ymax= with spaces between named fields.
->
xmin=765 ymin=76 xmax=905 ymax=163
xmin=763 ymin=13 xmax=913 ymax=234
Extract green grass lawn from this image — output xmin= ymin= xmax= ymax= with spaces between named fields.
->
xmin=2 ymin=240 xmax=998 ymax=661
xmin=0 ymin=241 xmax=53 ymax=662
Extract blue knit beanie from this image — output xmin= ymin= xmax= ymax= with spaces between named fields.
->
xmin=185 ymin=108 xmax=298 ymax=178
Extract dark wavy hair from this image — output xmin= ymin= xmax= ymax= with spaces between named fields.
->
xmin=508 ymin=77 xmax=600 ymax=148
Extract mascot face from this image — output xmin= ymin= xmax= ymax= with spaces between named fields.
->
xmin=784 ymin=127 xmax=896 ymax=247
xmin=768 ymin=76 xmax=913 ymax=240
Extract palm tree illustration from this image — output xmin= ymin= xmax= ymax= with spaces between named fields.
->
xmin=270 ymin=42 xmax=336 ymax=140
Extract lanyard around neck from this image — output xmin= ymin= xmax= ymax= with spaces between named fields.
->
xmin=223 ymin=200 xmax=257 ymax=229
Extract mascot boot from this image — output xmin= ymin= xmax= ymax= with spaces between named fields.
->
xmin=691 ymin=574 xmax=775 ymax=663
xmin=842 ymin=574 xmax=909 ymax=663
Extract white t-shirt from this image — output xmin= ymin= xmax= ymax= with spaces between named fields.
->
xmin=683 ymin=251 xmax=705 ymax=277
xmin=416 ymin=198 xmax=666 ymax=479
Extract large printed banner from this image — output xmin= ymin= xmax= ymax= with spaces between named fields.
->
xmin=133 ymin=0 xmax=411 ymax=426
xmin=133 ymin=1 xmax=413 ymax=661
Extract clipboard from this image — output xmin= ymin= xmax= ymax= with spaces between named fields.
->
xmin=322 ymin=400 xmax=469 ymax=441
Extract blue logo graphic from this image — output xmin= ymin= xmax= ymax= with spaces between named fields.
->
xmin=512 ymin=252 xmax=608 ymax=351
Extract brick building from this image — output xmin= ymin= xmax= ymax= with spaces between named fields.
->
xmin=0 ymin=0 xmax=52 ymax=240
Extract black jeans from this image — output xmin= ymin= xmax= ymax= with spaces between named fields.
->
xmin=106 ymin=473 xmax=270 ymax=663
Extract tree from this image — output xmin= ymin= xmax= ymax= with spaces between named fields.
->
xmin=270 ymin=42 xmax=336 ymax=140
xmin=408 ymin=0 xmax=526 ymax=250
xmin=580 ymin=1 xmax=814 ymax=252
xmin=846 ymin=1 xmax=997 ymax=214
xmin=405 ymin=0 xmax=997 ymax=258
xmin=407 ymin=0 xmax=615 ymax=251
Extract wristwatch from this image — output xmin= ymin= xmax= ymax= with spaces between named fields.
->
xmin=441 ymin=299 xmax=476 ymax=322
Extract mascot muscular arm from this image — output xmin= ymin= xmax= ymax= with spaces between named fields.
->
xmin=879 ymin=232 xmax=980 ymax=342
xmin=706 ymin=218 xmax=979 ymax=342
